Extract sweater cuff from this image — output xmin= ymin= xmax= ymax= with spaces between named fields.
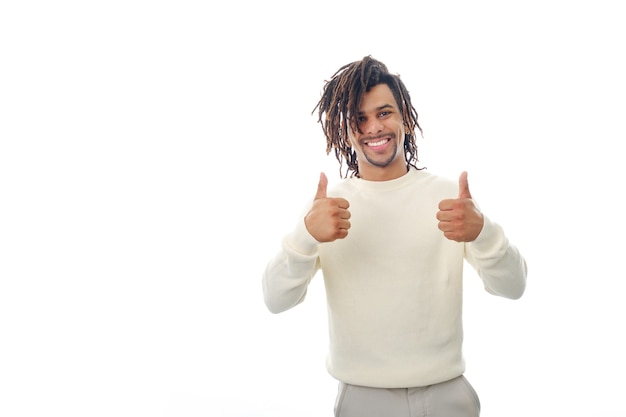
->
xmin=283 ymin=217 xmax=320 ymax=256
xmin=470 ymin=215 xmax=507 ymax=254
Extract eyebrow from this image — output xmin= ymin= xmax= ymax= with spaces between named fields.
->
xmin=357 ymin=104 xmax=395 ymax=115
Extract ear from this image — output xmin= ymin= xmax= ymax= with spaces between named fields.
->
xmin=403 ymin=122 xmax=414 ymax=137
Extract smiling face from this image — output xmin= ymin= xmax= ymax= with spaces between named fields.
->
xmin=347 ymin=83 xmax=408 ymax=181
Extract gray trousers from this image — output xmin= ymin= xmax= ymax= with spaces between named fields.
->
xmin=334 ymin=375 xmax=481 ymax=417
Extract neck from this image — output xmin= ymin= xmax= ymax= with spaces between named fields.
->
xmin=358 ymin=163 xmax=409 ymax=181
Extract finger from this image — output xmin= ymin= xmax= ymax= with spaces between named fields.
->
xmin=437 ymin=220 xmax=451 ymax=233
xmin=339 ymin=208 xmax=351 ymax=219
xmin=337 ymin=219 xmax=351 ymax=230
xmin=436 ymin=210 xmax=452 ymax=221
xmin=438 ymin=199 xmax=455 ymax=211
xmin=458 ymin=171 xmax=472 ymax=199
xmin=336 ymin=198 xmax=350 ymax=210
xmin=335 ymin=228 xmax=349 ymax=240
xmin=314 ymin=172 xmax=328 ymax=200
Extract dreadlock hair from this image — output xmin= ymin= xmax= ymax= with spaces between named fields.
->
xmin=313 ymin=56 xmax=424 ymax=178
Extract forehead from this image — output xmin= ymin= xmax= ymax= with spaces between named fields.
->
xmin=358 ymin=83 xmax=398 ymax=114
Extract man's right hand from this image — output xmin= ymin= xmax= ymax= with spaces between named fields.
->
xmin=304 ymin=172 xmax=351 ymax=242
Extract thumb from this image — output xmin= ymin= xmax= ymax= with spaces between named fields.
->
xmin=314 ymin=172 xmax=328 ymax=200
xmin=458 ymin=171 xmax=472 ymax=199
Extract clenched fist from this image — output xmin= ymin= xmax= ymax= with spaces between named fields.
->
xmin=305 ymin=173 xmax=351 ymax=242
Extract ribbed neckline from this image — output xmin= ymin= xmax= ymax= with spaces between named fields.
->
xmin=348 ymin=167 xmax=428 ymax=192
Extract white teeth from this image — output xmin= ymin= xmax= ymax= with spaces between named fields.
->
xmin=367 ymin=139 xmax=388 ymax=147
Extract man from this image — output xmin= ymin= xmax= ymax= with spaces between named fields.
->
xmin=262 ymin=56 xmax=527 ymax=417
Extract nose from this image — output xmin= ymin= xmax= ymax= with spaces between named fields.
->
xmin=364 ymin=118 xmax=383 ymax=135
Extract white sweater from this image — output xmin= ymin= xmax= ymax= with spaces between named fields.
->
xmin=263 ymin=168 xmax=527 ymax=388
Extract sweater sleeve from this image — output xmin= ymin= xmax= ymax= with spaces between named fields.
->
xmin=464 ymin=215 xmax=527 ymax=300
xmin=262 ymin=215 xmax=321 ymax=314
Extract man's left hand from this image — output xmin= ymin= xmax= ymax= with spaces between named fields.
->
xmin=436 ymin=171 xmax=484 ymax=242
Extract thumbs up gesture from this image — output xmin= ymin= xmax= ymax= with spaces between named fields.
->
xmin=436 ymin=171 xmax=484 ymax=242
xmin=304 ymin=173 xmax=351 ymax=242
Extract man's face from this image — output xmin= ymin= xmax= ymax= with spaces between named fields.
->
xmin=347 ymin=83 xmax=407 ymax=181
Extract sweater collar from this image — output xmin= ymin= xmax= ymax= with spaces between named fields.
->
xmin=350 ymin=167 xmax=425 ymax=192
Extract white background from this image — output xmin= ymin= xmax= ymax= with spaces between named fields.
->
xmin=1 ymin=1 xmax=625 ymax=416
